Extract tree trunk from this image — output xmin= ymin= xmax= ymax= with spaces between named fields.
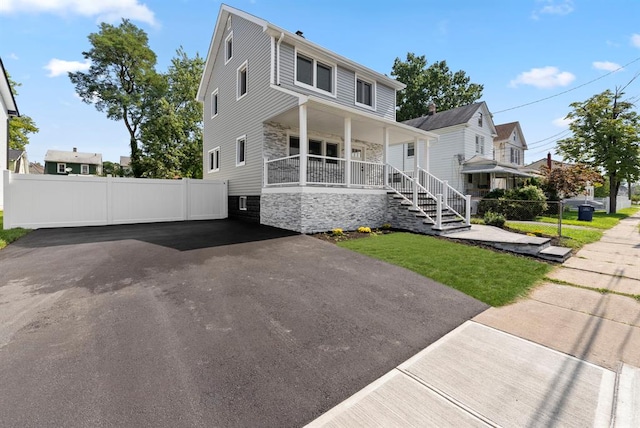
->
xmin=130 ymin=137 xmax=142 ymax=178
xmin=609 ymin=172 xmax=617 ymax=214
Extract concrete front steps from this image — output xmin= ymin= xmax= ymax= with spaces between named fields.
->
xmin=446 ymin=224 xmax=573 ymax=262
xmin=386 ymin=193 xmax=470 ymax=236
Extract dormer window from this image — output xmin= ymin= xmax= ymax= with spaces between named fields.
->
xmin=478 ymin=113 xmax=483 ymax=127
xmin=225 ymin=32 xmax=233 ymax=64
xmin=295 ymin=50 xmax=335 ymax=95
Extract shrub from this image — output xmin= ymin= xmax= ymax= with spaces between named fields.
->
xmin=381 ymin=223 xmax=392 ymax=230
xmin=331 ymin=228 xmax=344 ymax=236
xmin=357 ymin=226 xmax=372 ymax=233
xmin=484 ymin=211 xmax=506 ymax=227
xmin=478 ymin=185 xmax=547 ymax=221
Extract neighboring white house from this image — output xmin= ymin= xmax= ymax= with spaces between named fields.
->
xmin=0 ymin=57 xmax=20 ymax=211
xmin=394 ymin=103 xmax=531 ymax=199
xmin=196 ymin=5 xmax=471 ymax=234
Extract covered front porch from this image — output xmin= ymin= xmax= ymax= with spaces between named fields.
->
xmin=262 ymin=96 xmax=437 ymax=189
xmin=462 ymin=156 xmax=534 ymax=198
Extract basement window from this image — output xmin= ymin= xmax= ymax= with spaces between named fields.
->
xmin=239 ymin=196 xmax=247 ymax=211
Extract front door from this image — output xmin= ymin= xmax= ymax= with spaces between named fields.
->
xmin=351 ymin=145 xmax=366 ymax=185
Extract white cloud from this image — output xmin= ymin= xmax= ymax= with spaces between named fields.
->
xmin=9 ymin=53 xmax=19 ymax=60
xmin=552 ymin=116 xmax=573 ymax=128
xmin=532 ymin=0 xmax=574 ymax=20
xmin=0 ymin=0 xmax=157 ymax=26
xmin=44 ymin=58 xmax=90 ymax=77
xmin=592 ymin=61 xmax=622 ymax=72
xmin=632 ymin=33 xmax=640 ymax=48
xmin=509 ymin=66 xmax=576 ymax=89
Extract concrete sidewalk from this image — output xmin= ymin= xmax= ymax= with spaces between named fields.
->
xmin=307 ymin=210 xmax=640 ymax=427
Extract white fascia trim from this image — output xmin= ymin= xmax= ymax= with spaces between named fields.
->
xmin=269 ymin=83 xmax=307 ymax=101
xmin=262 ymin=186 xmax=387 ymax=195
xmin=354 ymin=73 xmax=376 ymax=111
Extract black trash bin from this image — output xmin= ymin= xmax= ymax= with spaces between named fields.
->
xmin=578 ymin=204 xmax=594 ymax=221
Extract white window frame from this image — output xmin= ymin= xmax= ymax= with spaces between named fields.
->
xmin=57 ymin=163 xmax=66 ymax=174
xmin=239 ymin=196 xmax=247 ymax=211
xmin=208 ymin=146 xmax=220 ymax=173
xmin=211 ymin=88 xmax=219 ymax=118
xmin=225 ymin=31 xmax=233 ymax=65
xmin=81 ymin=164 xmax=89 ymax=175
xmin=293 ymin=48 xmax=336 ymax=97
xmin=407 ymin=142 xmax=415 ymax=158
xmin=236 ymin=135 xmax=246 ymax=167
xmin=237 ymin=61 xmax=248 ymax=100
xmin=475 ymin=135 xmax=485 ymax=155
xmin=354 ymin=74 xmax=376 ymax=110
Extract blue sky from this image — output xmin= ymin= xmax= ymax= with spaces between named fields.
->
xmin=2 ymin=0 xmax=640 ymax=165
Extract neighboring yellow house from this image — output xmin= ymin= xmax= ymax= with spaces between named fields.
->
xmin=8 ymin=149 xmax=29 ymax=174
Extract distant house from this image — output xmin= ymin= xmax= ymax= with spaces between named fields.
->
xmin=29 ymin=162 xmax=44 ymax=174
xmin=1 ymin=57 xmax=20 ymax=210
xmin=119 ymin=156 xmax=132 ymax=175
xmin=493 ymin=122 xmax=527 ymax=167
xmin=44 ymin=148 xmax=103 ymax=175
xmin=8 ymin=149 xmax=28 ymax=174
xmin=524 ymin=156 xmax=572 ymax=174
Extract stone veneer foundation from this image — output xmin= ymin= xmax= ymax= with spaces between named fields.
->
xmin=261 ymin=187 xmax=388 ymax=234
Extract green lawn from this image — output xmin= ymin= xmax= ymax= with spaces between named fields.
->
xmin=505 ymin=222 xmax=603 ymax=249
xmin=535 ymin=206 xmax=639 ymax=230
xmin=338 ymin=232 xmax=552 ymax=307
xmin=0 ymin=211 xmax=31 ymax=250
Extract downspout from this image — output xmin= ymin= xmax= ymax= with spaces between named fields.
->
xmin=276 ymin=32 xmax=284 ymax=85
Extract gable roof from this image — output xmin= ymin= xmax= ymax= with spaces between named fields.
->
xmin=494 ymin=121 xmax=528 ymax=149
xmin=8 ymin=149 xmax=25 ymax=161
xmin=44 ymin=149 xmax=102 ymax=165
xmin=403 ymin=102 xmax=492 ymax=132
xmin=197 ymin=4 xmax=405 ymax=101
xmin=0 ymin=57 xmax=19 ymax=116
xmin=29 ymin=162 xmax=44 ymax=174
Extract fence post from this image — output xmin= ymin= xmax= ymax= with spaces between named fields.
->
xmin=413 ymin=176 xmax=418 ymax=207
xmin=558 ymin=200 xmax=563 ymax=237
xmin=183 ymin=178 xmax=189 ymax=221
xmin=106 ymin=174 xmax=113 ymax=225
xmin=442 ymin=180 xmax=449 ymax=209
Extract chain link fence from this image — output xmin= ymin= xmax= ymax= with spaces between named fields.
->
xmin=476 ymin=198 xmax=564 ymax=237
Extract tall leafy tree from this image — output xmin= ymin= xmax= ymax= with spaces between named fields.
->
xmin=138 ymin=48 xmax=204 ymax=179
xmin=540 ymin=164 xmax=604 ymax=199
xmin=391 ymin=53 xmax=484 ymax=121
xmin=69 ymin=19 xmax=161 ymax=177
xmin=557 ymin=89 xmax=640 ymax=213
xmin=6 ymin=74 xmax=38 ymax=150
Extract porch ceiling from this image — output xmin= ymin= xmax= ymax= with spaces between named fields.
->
xmin=266 ymin=96 xmax=438 ymax=146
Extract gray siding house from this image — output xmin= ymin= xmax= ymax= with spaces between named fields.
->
xmin=197 ymin=5 xmax=471 ymax=234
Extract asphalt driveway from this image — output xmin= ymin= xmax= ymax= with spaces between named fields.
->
xmin=0 ymin=220 xmax=488 ymax=427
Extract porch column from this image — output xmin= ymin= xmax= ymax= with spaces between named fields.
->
xmin=413 ymin=137 xmax=419 ymax=206
xmin=344 ymin=117 xmax=351 ymax=187
xmin=299 ymin=104 xmax=308 ymax=186
xmin=425 ymin=139 xmax=431 ymax=173
xmin=383 ymin=127 xmax=389 ymax=187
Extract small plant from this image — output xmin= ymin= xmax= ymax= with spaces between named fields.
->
xmin=483 ymin=211 xmax=506 ymax=228
xmin=357 ymin=226 xmax=372 ymax=233
xmin=381 ymin=223 xmax=392 ymax=230
xmin=331 ymin=228 xmax=344 ymax=237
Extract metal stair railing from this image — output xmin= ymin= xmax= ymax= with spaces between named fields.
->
xmin=417 ymin=167 xmax=471 ymax=226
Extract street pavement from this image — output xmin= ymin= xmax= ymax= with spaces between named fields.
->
xmin=0 ymin=220 xmax=487 ymax=427
xmin=309 ymin=210 xmax=640 ymax=427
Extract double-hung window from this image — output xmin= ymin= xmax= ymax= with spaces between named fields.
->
xmin=237 ymin=61 xmax=247 ymax=100
xmin=289 ymin=136 xmax=339 ymax=163
xmin=57 ymin=163 xmax=66 ymax=174
xmin=295 ymin=51 xmax=334 ymax=94
xmin=407 ymin=142 xmax=415 ymax=158
xmin=81 ymin=164 xmax=89 ymax=175
xmin=236 ymin=135 xmax=246 ymax=166
xmin=478 ymin=113 xmax=483 ymax=127
xmin=475 ymin=135 xmax=485 ymax=155
xmin=355 ymin=76 xmax=374 ymax=108
xmin=208 ymin=147 xmax=220 ymax=172
xmin=211 ymin=88 xmax=219 ymax=118
xmin=510 ymin=147 xmax=521 ymax=165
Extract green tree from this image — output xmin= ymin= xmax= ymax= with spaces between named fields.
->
xmin=541 ymin=163 xmax=604 ymax=199
xmin=391 ymin=53 xmax=484 ymax=121
xmin=138 ymin=48 xmax=204 ymax=179
xmin=6 ymin=74 xmax=38 ymax=150
xmin=69 ymin=19 xmax=162 ymax=178
xmin=557 ymin=89 xmax=640 ymax=213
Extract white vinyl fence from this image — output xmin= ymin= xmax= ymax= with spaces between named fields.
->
xmin=2 ymin=170 xmax=228 ymax=229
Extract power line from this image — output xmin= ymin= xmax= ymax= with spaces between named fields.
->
xmin=493 ymin=56 xmax=640 ymax=114
xmin=527 ymin=129 xmax=571 ymax=146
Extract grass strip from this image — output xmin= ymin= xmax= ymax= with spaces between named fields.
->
xmin=338 ymin=232 xmax=552 ymax=307
xmin=0 ymin=211 xmax=31 ymax=250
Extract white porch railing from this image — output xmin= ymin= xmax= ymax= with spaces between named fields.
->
xmin=264 ymin=155 xmax=385 ymax=188
xmin=387 ymin=165 xmax=437 ymax=225
xmin=417 ymin=167 xmax=470 ymax=225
